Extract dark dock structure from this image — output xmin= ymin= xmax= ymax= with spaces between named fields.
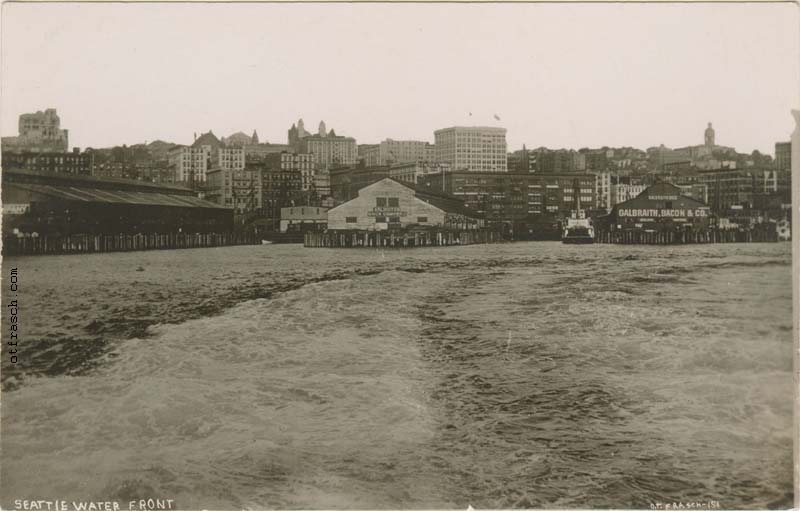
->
xmin=1 ymin=168 xmax=251 ymax=255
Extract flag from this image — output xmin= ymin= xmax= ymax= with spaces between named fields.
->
xmin=494 ymin=114 xmax=501 ymax=121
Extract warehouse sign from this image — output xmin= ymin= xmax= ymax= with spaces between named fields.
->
xmin=3 ymin=203 xmax=30 ymax=215
xmin=618 ymin=208 xmax=708 ymax=218
xmin=367 ymin=206 xmax=408 ymax=217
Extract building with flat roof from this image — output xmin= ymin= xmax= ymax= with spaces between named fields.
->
xmin=434 ymin=126 xmax=507 ymax=172
xmin=371 ymin=139 xmax=435 ymax=166
xmin=775 ymin=141 xmax=791 ymax=171
xmin=418 ymin=170 xmax=596 ymax=219
xmin=264 ymin=152 xmax=315 ymax=191
xmin=2 ymin=149 xmax=93 ymax=176
xmin=280 ymin=206 xmax=328 ymax=233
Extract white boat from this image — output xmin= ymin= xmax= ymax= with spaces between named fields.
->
xmin=562 ymin=210 xmax=595 ymax=244
xmin=261 ymin=239 xmax=274 ymax=245
xmin=562 ymin=182 xmax=594 ymax=244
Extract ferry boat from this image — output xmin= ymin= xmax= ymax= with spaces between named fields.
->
xmin=562 ymin=209 xmax=595 ymax=244
xmin=561 ymin=179 xmax=594 ymax=244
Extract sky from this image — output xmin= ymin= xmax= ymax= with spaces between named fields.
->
xmin=1 ymin=2 xmax=798 ymax=155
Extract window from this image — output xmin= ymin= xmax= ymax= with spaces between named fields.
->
xmin=388 ymin=198 xmax=399 ymax=207
xmin=417 ymin=216 xmax=428 ymax=223
xmin=375 ymin=216 xmax=387 ymax=223
xmin=376 ymin=198 xmax=387 ymax=207
xmin=665 ymin=201 xmax=673 ymax=209
xmin=346 ymin=216 xmax=357 ymax=223
xmin=389 ymin=216 xmax=401 ymax=223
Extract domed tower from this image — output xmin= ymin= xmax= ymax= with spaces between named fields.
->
xmin=318 ymin=120 xmax=327 ymax=137
xmin=704 ymin=122 xmax=715 ymax=147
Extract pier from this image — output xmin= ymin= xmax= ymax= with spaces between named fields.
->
xmin=304 ymin=229 xmax=501 ymax=248
xmin=594 ymin=226 xmax=779 ymax=244
xmin=3 ymin=232 xmax=258 ymax=256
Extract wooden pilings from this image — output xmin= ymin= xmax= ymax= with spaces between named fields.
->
xmin=594 ymin=226 xmax=779 ymax=244
xmin=3 ymin=232 xmax=258 ymax=256
xmin=304 ymin=229 xmax=501 ymax=248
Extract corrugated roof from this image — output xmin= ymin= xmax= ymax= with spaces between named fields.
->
xmin=4 ymin=168 xmax=193 ymax=194
xmin=12 ymin=183 xmax=228 ymax=209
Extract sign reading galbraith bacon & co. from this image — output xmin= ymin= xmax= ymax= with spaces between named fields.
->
xmin=618 ymin=208 xmax=709 ymax=218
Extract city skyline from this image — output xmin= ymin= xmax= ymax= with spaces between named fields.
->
xmin=1 ymin=3 xmax=798 ymax=154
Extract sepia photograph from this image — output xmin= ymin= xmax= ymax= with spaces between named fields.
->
xmin=0 ymin=1 xmax=797 ymax=510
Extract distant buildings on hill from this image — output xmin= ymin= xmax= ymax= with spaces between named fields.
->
xmin=1 ymin=112 xmax=793 ymax=236
xmin=2 ymin=108 xmax=69 ymax=153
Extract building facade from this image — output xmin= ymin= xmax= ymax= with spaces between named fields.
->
xmin=169 ymin=131 xmax=244 ymax=185
xmin=205 ymin=165 xmax=262 ymax=214
xmin=264 ymin=152 xmax=315 ymax=191
xmin=775 ymin=141 xmax=791 ymax=171
xmin=376 ymin=139 xmax=435 ymax=165
xmin=434 ymin=126 xmax=507 ymax=172
xmin=2 ymin=108 xmax=69 ymax=152
xmin=279 ymin=206 xmax=328 ymax=233
xmin=327 ymin=178 xmax=484 ymax=231
xmin=301 ymin=134 xmax=358 ymax=171
xmin=418 ymin=170 xmax=597 ymax=219
xmin=596 ymin=182 xmax=712 ymax=236
xmin=2 ymin=149 xmax=93 ymax=176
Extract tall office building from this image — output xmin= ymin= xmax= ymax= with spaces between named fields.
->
xmin=434 ymin=126 xmax=507 ymax=172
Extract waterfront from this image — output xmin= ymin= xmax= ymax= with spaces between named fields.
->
xmin=0 ymin=242 xmax=793 ymax=509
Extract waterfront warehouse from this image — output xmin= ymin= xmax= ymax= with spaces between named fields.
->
xmin=327 ymin=177 xmax=484 ymax=231
xmin=2 ymin=168 xmax=239 ymax=254
xmin=594 ymin=181 xmax=712 ymax=242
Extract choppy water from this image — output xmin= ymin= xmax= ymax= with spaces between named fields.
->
xmin=1 ymin=243 xmax=793 ymax=509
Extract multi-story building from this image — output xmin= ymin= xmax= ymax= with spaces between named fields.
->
xmin=1 ymin=108 xmax=69 ymax=152
xmin=264 ymin=152 xmax=315 ymax=191
xmin=775 ymin=141 xmax=791 ymax=171
xmin=216 ymin=146 xmax=245 ymax=173
xmin=418 ymin=171 xmax=596 ymax=218
xmin=614 ymin=182 xmax=648 ymax=204
xmin=358 ymin=144 xmax=380 ymax=167
xmin=330 ymin=165 xmax=392 ymax=204
xmin=595 ymin=172 xmax=614 ymax=212
xmin=261 ymin=166 xmax=305 ymax=218
xmin=287 ymin=118 xmax=357 ymax=171
xmin=2 ymin=149 xmax=93 ymax=176
xmin=376 ymin=139 xmax=435 ymax=165
xmin=688 ymin=168 xmax=787 ymax=212
xmin=205 ymin=164 xmax=262 ymax=214
xmin=92 ymin=161 xmax=172 ymax=183
xmin=677 ymin=183 xmax=709 ymax=204
xmin=434 ymin=126 xmax=507 ymax=172
xmin=169 ymin=131 xmax=244 ymax=185
xmin=300 ymin=133 xmax=358 ymax=171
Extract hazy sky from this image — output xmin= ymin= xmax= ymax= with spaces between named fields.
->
xmin=1 ymin=2 xmax=798 ymax=154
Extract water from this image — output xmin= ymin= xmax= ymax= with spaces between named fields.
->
xmin=1 ymin=243 xmax=793 ymax=509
